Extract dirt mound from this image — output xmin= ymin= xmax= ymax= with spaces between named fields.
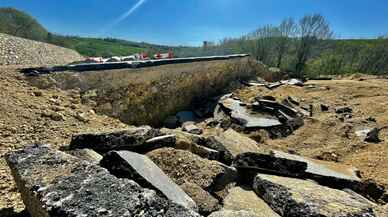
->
xmin=0 ymin=33 xmax=83 ymax=66
xmin=0 ymin=66 xmax=126 ymax=213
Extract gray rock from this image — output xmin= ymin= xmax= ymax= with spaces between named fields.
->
xmin=356 ymin=127 xmax=381 ymax=143
xmin=69 ymin=126 xmax=166 ymax=153
xmin=220 ymin=98 xmax=282 ymax=128
xmin=232 ymin=152 xmax=308 ymax=181
xmin=210 ymin=129 xmax=264 ymax=159
xmin=273 ymin=150 xmax=361 ymax=182
xmin=6 ymin=145 xmax=201 ymax=217
xmin=223 ymin=186 xmax=280 ymax=217
xmin=253 ymin=173 xmax=376 ymax=217
xmin=180 ymin=182 xmax=220 ymax=215
xmin=335 ymin=106 xmax=353 ymax=114
xmin=209 ymin=210 xmax=260 ymax=217
xmin=101 ymin=150 xmax=197 ymax=210
xmin=66 ymin=148 xmax=103 ymax=164
xmin=366 ymin=128 xmax=381 ymax=143
xmin=182 ymin=122 xmax=203 ymax=135
xmin=203 ymin=136 xmax=234 ymax=165
xmin=321 ymin=104 xmax=329 ymax=112
xmin=282 ymin=78 xmax=304 ymax=86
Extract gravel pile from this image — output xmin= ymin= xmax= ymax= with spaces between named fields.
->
xmin=0 ymin=33 xmax=83 ymax=66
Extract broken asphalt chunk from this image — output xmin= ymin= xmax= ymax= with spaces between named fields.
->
xmin=5 ymin=145 xmax=201 ymax=217
xmin=232 ymin=152 xmax=308 ymax=181
xmin=335 ymin=106 xmax=353 ymax=114
xmin=101 ymin=150 xmax=197 ymax=210
xmin=223 ymin=186 xmax=280 ymax=217
xmin=220 ymin=97 xmax=282 ymax=128
xmin=272 ymin=150 xmax=361 ymax=182
xmin=69 ymin=126 xmax=168 ymax=153
xmin=253 ymin=174 xmax=376 ymax=217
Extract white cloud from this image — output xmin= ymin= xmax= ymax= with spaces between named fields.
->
xmin=99 ymin=0 xmax=147 ymax=34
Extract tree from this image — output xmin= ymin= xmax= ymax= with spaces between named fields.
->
xmin=273 ymin=18 xmax=297 ymax=68
xmin=294 ymin=14 xmax=333 ymax=78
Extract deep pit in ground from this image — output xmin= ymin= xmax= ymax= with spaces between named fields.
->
xmin=2 ymin=61 xmax=388 ymax=216
xmin=25 ymin=57 xmax=265 ymax=127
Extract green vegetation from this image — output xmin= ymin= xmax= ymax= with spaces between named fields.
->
xmin=0 ymin=7 xmax=173 ymax=57
xmin=205 ymin=15 xmax=388 ymax=77
xmin=0 ymin=7 xmax=49 ymax=41
xmin=1 ymin=7 xmax=387 ymax=76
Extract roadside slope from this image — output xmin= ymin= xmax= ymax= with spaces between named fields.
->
xmin=0 ymin=66 xmax=127 ymax=213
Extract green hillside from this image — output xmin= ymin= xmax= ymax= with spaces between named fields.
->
xmin=0 ymin=7 xmax=172 ymax=57
xmin=0 ymin=7 xmax=49 ymax=42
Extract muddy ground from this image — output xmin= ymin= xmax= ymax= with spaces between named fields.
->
xmin=1 ymin=66 xmax=388 ymax=215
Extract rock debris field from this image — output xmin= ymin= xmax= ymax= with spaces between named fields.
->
xmin=1 ymin=39 xmax=388 ymax=216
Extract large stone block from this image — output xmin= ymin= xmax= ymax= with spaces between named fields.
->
xmin=223 ymin=186 xmax=280 ymax=217
xmin=180 ymin=182 xmax=220 ymax=215
xmin=232 ymin=152 xmax=308 ymax=181
xmin=69 ymin=126 xmax=168 ymax=153
xmin=6 ymin=145 xmax=201 ymax=217
xmin=101 ymin=150 xmax=197 ymax=210
xmin=253 ymin=174 xmax=376 ymax=217
xmin=211 ymin=129 xmax=264 ymax=159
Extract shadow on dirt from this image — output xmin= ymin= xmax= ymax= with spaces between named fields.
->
xmin=0 ymin=208 xmax=30 ymax=217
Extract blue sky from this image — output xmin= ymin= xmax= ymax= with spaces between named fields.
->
xmin=1 ymin=0 xmax=387 ymax=46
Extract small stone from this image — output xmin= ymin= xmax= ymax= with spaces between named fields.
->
xmin=356 ymin=127 xmax=380 ymax=143
xmin=365 ymin=128 xmax=380 ymax=143
xmin=33 ymin=90 xmax=43 ymax=97
xmin=41 ymin=110 xmax=65 ymax=121
xmin=335 ymin=106 xmax=352 ymax=114
xmin=321 ymin=104 xmax=329 ymax=112
xmin=182 ymin=122 xmax=203 ymax=135
xmin=74 ymin=112 xmax=89 ymax=122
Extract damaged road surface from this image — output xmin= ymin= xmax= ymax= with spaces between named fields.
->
xmin=101 ymin=150 xmax=197 ymax=210
xmin=253 ymin=174 xmax=376 ymax=217
xmin=216 ymin=94 xmax=305 ymax=138
xmin=5 ymin=145 xmax=201 ymax=217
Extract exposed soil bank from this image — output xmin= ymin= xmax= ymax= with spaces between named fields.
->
xmin=26 ymin=57 xmax=267 ymax=126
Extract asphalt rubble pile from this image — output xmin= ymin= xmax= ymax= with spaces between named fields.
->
xmin=5 ymin=79 xmax=388 ymax=217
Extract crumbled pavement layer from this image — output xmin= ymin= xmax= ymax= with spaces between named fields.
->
xmin=5 ymin=145 xmax=201 ymax=217
xmin=100 ymin=150 xmax=197 ymax=210
xmin=69 ymin=126 xmax=167 ymax=153
xmin=223 ymin=186 xmax=280 ymax=217
xmin=253 ymin=173 xmax=376 ymax=217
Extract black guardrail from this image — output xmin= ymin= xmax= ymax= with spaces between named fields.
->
xmin=21 ymin=54 xmax=249 ymax=76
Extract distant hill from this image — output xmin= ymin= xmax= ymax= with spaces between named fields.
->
xmin=0 ymin=8 xmax=49 ymax=42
